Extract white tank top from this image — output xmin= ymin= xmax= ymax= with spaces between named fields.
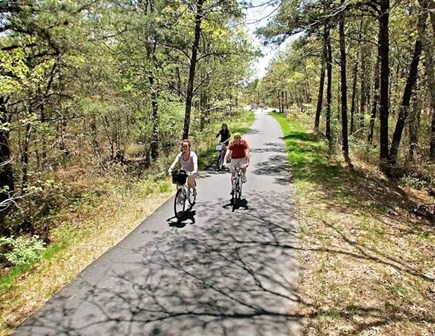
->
xmin=178 ymin=151 xmax=197 ymax=172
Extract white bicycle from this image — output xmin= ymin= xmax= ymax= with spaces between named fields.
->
xmin=171 ymin=169 xmax=196 ymax=219
xmin=215 ymin=142 xmax=227 ymax=170
xmin=228 ymin=162 xmax=248 ymax=211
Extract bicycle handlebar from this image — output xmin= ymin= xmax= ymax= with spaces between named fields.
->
xmin=168 ymin=169 xmax=196 ymax=176
xmin=224 ymin=162 xmax=248 ymax=169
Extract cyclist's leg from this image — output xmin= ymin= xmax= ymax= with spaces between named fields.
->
xmin=241 ymin=157 xmax=248 ymax=174
xmin=230 ymin=158 xmax=243 ymax=174
xmin=237 ymin=157 xmax=247 ymax=182
xmin=187 ymin=174 xmax=197 ymax=196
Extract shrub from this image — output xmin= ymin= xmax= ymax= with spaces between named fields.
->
xmin=399 ymin=174 xmax=428 ymax=190
xmin=0 ymin=235 xmax=46 ymax=266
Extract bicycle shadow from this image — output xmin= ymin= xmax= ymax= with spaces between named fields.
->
xmin=167 ymin=209 xmax=196 ymax=228
xmin=223 ymin=198 xmax=249 ymax=212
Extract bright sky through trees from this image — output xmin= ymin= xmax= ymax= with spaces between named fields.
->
xmin=244 ymin=0 xmax=293 ymax=79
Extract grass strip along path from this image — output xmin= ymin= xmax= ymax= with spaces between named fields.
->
xmin=273 ymin=112 xmax=434 ymax=336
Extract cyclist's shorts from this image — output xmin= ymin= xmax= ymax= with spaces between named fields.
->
xmin=230 ymin=157 xmax=247 ymax=173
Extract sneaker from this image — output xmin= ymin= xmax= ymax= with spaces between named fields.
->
xmin=241 ymin=174 xmax=247 ymax=183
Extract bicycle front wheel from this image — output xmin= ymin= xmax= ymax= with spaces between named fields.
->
xmin=237 ymin=179 xmax=242 ymax=198
xmin=174 ymin=188 xmax=186 ymax=219
xmin=232 ymin=180 xmax=240 ymax=211
xmin=188 ymin=188 xmax=196 ymax=206
xmin=218 ymin=151 xmax=225 ymax=170
xmin=235 ymin=179 xmax=242 ymax=201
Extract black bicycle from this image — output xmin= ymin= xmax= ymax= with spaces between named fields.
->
xmin=172 ymin=169 xmax=196 ymax=219
xmin=231 ymin=163 xmax=248 ymax=210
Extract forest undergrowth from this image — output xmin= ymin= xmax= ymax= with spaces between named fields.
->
xmin=273 ymin=111 xmax=434 ymax=336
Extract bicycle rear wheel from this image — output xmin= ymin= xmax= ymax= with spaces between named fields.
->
xmin=174 ymin=188 xmax=186 ymax=219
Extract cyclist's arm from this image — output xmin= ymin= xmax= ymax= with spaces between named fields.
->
xmin=192 ymin=153 xmax=198 ymax=174
xmin=223 ymin=149 xmax=231 ymax=165
xmin=244 ymin=147 xmax=250 ymax=166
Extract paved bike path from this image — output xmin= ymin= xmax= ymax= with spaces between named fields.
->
xmin=15 ymin=111 xmax=300 ymax=336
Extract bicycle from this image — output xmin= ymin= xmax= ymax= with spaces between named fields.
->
xmin=229 ymin=162 xmax=248 ymax=210
xmin=215 ymin=142 xmax=227 ymax=170
xmin=171 ymin=169 xmax=196 ymax=219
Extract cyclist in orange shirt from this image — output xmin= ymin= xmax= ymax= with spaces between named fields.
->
xmin=223 ymin=133 xmax=250 ymax=184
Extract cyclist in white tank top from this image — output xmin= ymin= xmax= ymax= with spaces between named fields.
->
xmin=168 ymin=139 xmax=198 ymax=196
xmin=177 ymin=151 xmax=196 ymax=172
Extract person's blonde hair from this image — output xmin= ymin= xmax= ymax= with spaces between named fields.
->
xmin=233 ymin=133 xmax=241 ymax=139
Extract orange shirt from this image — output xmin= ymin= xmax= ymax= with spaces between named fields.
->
xmin=228 ymin=140 xmax=249 ymax=158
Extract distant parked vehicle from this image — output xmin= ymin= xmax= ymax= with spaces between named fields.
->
xmin=250 ymin=104 xmax=258 ymax=111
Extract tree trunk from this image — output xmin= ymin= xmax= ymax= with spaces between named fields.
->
xmin=357 ymin=19 xmax=367 ymax=133
xmin=350 ymin=62 xmax=358 ymax=134
xmin=407 ymin=91 xmax=421 ymax=163
xmin=325 ymin=26 xmax=332 ymax=143
xmin=359 ymin=48 xmax=367 ymax=130
xmin=419 ymin=0 xmax=435 ymax=159
xmin=368 ymin=58 xmax=380 ymax=145
xmin=199 ymin=88 xmax=207 ymax=130
xmin=337 ymin=80 xmax=341 ymax=121
xmin=176 ymin=67 xmax=183 ymax=101
xmin=314 ymin=25 xmax=327 ymax=131
xmin=378 ymin=0 xmax=390 ymax=164
xmin=149 ymin=79 xmax=159 ymax=162
xmin=389 ymin=12 xmax=425 ymax=164
xmin=182 ymin=0 xmax=205 ymax=140
xmin=339 ymin=0 xmax=350 ymax=163
xmin=145 ymin=37 xmax=160 ymax=163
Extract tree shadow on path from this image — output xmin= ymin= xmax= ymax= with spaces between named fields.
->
xmin=15 ymin=192 xmax=301 ymax=336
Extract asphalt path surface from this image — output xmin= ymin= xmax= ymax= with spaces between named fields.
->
xmin=15 ymin=110 xmax=300 ymax=336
